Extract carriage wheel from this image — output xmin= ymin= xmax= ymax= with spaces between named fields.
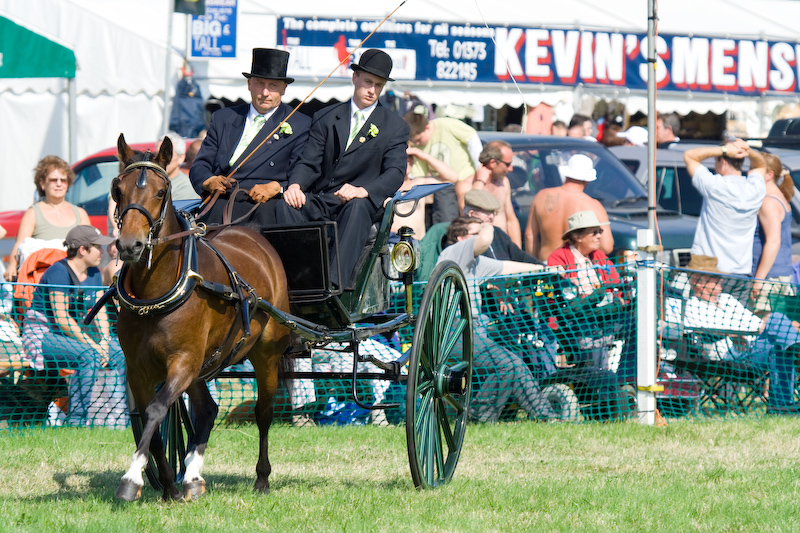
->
xmin=129 ymin=393 xmax=195 ymax=491
xmin=406 ymin=261 xmax=473 ymax=489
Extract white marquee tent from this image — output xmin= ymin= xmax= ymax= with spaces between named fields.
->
xmin=2 ymin=0 xmax=799 ymax=212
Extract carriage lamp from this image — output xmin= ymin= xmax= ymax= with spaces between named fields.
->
xmin=391 ymin=226 xmax=418 ymax=274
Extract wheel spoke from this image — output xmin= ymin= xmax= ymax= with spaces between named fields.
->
xmin=442 ymin=391 xmax=465 ymax=414
xmin=440 ymin=317 xmax=467 ymax=363
xmin=436 ymin=397 xmax=456 ymax=451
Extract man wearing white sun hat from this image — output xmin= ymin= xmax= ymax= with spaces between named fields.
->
xmin=524 ymin=153 xmax=613 ymax=261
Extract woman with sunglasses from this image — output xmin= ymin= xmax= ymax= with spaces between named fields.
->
xmin=4 ymin=156 xmax=90 ymax=281
xmin=547 ymin=210 xmax=620 ymax=294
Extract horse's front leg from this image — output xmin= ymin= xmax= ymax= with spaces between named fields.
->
xmin=116 ymin=374 xmax=193 ymax=502
xmin=181 ymin=380 xmax=218 ymax=501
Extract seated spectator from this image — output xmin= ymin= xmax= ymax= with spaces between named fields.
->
xmin=471 ymin=140 xmax=522 ymax=247
xmin=600 ymin=123 xmax=625 ymax=147
xmin=5 ymin=156 xmax=91 ymax=281
xmin=665 ymin=255 xmax=800 ymax=414
xmin=547 ymin=211 xmax=619 ymax=295
xmin=417 ymin=191 xmax=541 ymax=281
xmin=20 ymin=225 xmax=127 ymax=426
xmin=547 ymin=211 xmax=628 ymax=371
xmin=436 ymin=217 xmax=559 ymax=422
xmin=656 ymin=112 xmax=681 ymax=145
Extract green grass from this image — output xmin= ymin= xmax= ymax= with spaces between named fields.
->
xmin=1 ymin=418 xmax=799 ymax=532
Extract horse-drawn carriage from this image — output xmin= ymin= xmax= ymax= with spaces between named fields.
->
xmin=95 ymin=136 xmax=474 ymax=500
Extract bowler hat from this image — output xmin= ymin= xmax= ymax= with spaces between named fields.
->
xmin=350 ymin=49 xmax=394 ymax=81
xmin=562 ymin=210 xmax=609 ymax=240
xmin=242 ymin=48 xmax=294 ymax=83
xmin=64 ymin=225 xmax=115 ymax=250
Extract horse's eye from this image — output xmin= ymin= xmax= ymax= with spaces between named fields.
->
xmin=112 ymin=186 xmax=122 ymax=202
xmin=155 ymin=189 xmax=167 ymax=199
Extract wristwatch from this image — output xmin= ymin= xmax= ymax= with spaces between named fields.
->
xmin=721 ymin=144 xmax=727 ymax=156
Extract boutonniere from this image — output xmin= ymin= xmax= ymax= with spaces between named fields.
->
xmin=274 ymin=122 xmax=293 ymax=140
xmin=368 ymin=124 xmax=379 ymax=138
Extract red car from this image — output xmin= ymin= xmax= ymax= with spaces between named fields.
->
xmin=0 ymin=142 xmax=165 ymax=263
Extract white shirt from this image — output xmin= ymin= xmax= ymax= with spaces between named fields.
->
xmin=349 ymin=99 xmax=377 ymax=132
xmin=234 ymin=104 xmax=279 ymax=147
xmin=690 ymin=165 xmax=765 ymax=274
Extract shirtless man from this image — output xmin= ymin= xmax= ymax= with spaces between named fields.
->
xmin=525 ymin=153 xmax=613 ymax=261
xmin=471 ymin=140 xmax=522 ymax=247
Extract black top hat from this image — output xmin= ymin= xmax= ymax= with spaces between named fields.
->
xmin=242 ymin=48 xmax=294 ymax=84
xmin=349 ymin=49 xmax=394 ymax=81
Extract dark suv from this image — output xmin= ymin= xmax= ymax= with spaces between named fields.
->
xmin=480 ymin=132 xmax=698 ymax=266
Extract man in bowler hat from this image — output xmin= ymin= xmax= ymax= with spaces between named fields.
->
xmin=277 ymin=49 xmax=410 ymax=288
xmin=190 ymin=48 xmax=311 ymax=226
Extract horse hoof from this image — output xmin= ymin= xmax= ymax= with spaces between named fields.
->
xmin=183 ymin=479 xmax=206 ymax=501
xmin=115 ymin=480 xmax=143 ymax=502
xmin=253 ymin=479 xmax=270 ymax=495
xmin=164 ymin=486 xmax=184 ymax=502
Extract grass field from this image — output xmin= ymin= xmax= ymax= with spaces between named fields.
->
xmin=0 ymin=417 xmax=799 ymax=532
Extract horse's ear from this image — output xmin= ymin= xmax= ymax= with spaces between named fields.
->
xmin=117 ymin=134 xmax=136 ymax=165
xmin=156 ymin=136 xmax=173 ymax=171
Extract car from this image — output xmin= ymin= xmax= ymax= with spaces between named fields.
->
xmin=480 ymin=132 xmax=699 ymax=266
xmin=609 ymin=142 xmax=800 ymax=255
xmin=0 ymin=141 xmax=170 ymax=264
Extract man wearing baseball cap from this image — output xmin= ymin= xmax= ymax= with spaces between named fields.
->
xmin=278 ymin=49 xmax=410 ymax=288
xmin=524 ymin=153 xmax=613 ymax=261
xmin=20 ymin=225 xmax=127 ymax=426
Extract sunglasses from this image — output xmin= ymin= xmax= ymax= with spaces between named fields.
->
xmin=494 ymin=158 xmax=513 ymax=167
xmin=581 ymin=228 xmax=604 ymax=237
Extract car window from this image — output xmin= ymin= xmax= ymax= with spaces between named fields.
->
xmin=675 ymin=166 xmax=704 ymax=217
xmin=621 ymin=159 xmax=639 ymax=176
xmin=657 ymin=166 xmax=679 ymax=212
xmin=66 ymin=160 xmax=119 ymax=216
xmin=509 ymin=145 xmax=646 ymax=207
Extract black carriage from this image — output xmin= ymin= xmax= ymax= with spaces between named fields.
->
xmin=129 ymin=183 xmax=474 ymax=491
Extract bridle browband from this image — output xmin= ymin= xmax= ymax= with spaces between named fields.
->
xmin=114 ymin=156 xmax=173 ymax=267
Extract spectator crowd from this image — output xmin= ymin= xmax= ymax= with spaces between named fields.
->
xmin=3 ymin=46 xmax=800 ymax=427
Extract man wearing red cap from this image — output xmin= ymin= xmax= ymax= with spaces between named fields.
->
xmin=278 ymin=49 xmax=410 ymax=288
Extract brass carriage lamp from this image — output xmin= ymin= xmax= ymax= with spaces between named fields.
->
xmin=392 ymin=226 xmax=419 ymax=317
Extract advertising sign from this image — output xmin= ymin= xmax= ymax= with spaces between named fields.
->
xmin=278 ymin=16 xmax=800 ymax=96
xmin=190 ymin=0 xmax=236 ymax=58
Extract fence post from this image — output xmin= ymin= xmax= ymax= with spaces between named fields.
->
xmin=636 ymin=229 xmax=658 ymax=425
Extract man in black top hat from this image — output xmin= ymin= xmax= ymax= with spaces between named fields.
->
xmin=277 ymin=49 xmax=410 ymax=288
xmin=190 ymin=48 xmax=311 ymax=226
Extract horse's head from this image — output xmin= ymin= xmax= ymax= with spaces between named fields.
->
xmin=113 ymin=133 xmax=174 ymax=262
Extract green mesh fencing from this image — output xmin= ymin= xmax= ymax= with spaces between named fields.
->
xmin=656 ymin=267 xmax=799 ymax=419
xmin=5 ymin=262 xmax=797 ymax=431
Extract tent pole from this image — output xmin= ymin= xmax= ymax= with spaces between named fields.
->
xmin=68 ymin=77 xmax=77 ymax=164
xmin=162 ymin=2 xmax=175 ymax=137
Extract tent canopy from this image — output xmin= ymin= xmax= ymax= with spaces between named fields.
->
xmin=0 ymin=16 xmax=75 ymax=79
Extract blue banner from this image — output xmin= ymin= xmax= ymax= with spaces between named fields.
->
xmin=190 ymin=0 xmax=236 ymax=58
xmin=278 ymin=16 xmax=800 ymax=96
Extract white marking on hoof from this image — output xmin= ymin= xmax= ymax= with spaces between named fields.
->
xmin=121 ymin=452 xmax=148 ymax=488
xmin=183 ymin=451 xmax=205 ymax=483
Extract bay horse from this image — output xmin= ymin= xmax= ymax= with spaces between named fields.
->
xmin=110 ymin=134 xmax=289 ymax=501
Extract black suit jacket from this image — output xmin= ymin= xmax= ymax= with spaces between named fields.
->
xmin=289 ymin=102 xmax=410 ymax=209
xmin=189 ymin=101 xmax=311 ymax=194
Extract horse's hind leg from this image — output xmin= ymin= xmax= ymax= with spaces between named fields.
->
xmin=251 ymin=329 xmax=288 ymax=494
xmin=181 ymin=380 xmax=218 ymax=501
xmin=117 ymin=373 xmax=193 ymax=502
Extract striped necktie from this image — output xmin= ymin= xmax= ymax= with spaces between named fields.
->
xmin=229 ymin=114 xmax=266 ymax=166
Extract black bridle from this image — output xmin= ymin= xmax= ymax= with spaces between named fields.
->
xmin=113 ymin=156 xmax=173 ymax=266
